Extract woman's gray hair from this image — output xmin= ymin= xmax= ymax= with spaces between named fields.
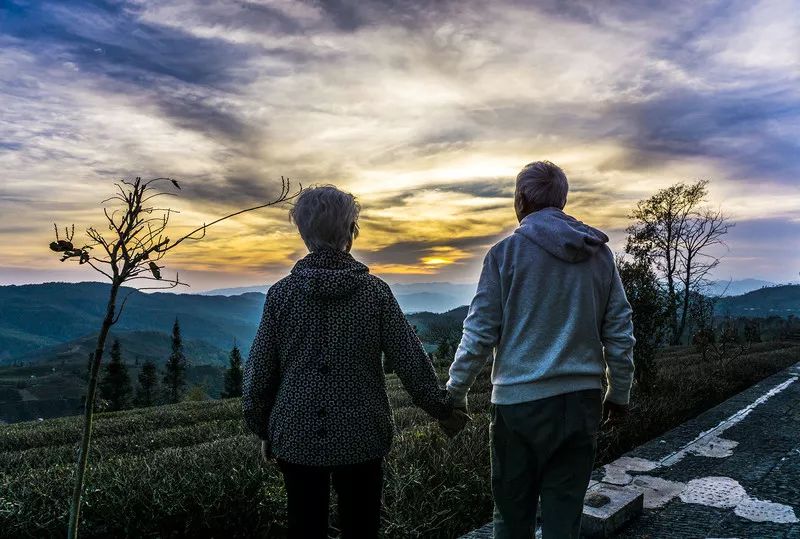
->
xmin=515 ymin=160 xmax=569 ymax=213
xmin=289 ymin=185 xmax=361 ymax=252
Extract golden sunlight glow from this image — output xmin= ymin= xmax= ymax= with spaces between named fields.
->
xmin=2 ymin=0 xmax=798 ymax=287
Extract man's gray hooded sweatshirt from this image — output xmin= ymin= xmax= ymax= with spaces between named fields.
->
xmin=447 ymin=207 xmax=635 ymax=407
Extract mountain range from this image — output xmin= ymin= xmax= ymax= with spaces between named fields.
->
xmin=202 ymin=279 xmax=778 ymax=312
xmin=0 ymin=282 xmax=476 ymax=367
xmin=715 ymin=284 xmax=800 ymax=318
xmin=202 ymin=281 xmax=477 ymax=313
xmin=1 ymin=280 xmax=797 ymax=423
xmin=2 ymin=279 xmax=795 ymax=367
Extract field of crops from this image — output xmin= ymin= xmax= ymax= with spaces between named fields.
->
xmin=2 ymin=342 xmax=799 ymax=538
xmin=0 ymin=366 xmax=495 ymax=538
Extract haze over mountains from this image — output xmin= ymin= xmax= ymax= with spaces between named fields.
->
xmin=202 ymin=279 xmax=777 ymax=313
xmin=202 ymin=282 xmax=478 ymax=314
xmin=0 ymin=280 xmax=797 ymax=423
xmin=1 ymin=279 xmax=794 ymax=367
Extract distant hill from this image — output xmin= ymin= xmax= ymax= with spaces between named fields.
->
xmin=11 ymin=330 xmax=229 ymax=367
xmin=705 ymin=279 xmax=775 ymax=297
xmin=201 ymin=284 xmax=270 ymax=295
xmin=0 ymin=360 xmax=226 ymax=423
xmin=715 ymin=285 xmax=800 ymax=317
xmin=0 ymin=282 xmax=264 ymax=362
xmin=0 ymin=282 xmax=469 ymax=423
xmin=202 ymin=281 xmax=476 ymax=313
xmin=0 ymin=281 xmax=474 ymax=365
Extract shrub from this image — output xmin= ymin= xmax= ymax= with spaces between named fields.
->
xmin=1 ymin=343 xmax=798 ymax=538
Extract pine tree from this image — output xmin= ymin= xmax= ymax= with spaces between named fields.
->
xmin=98 ymin=339 xmax=132 ymax=411
xmin=221 ymin=343 xmax=244 ymax=398
xmin=134 ymin=359 xmax=159 ymax=407
xmin=163 ymin=318 xmax=188 ymax=403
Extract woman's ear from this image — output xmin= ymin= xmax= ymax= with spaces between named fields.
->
xmin=345 ymin=222 xmax=356 ymax=252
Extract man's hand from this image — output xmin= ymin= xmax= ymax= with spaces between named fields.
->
xmin=602 ymin=400 xmax=629 ymax=428
xmin=439 ymin=408 xmax=471 ymax=438
xmin=260 ymin=440 xmax=272 ymax=462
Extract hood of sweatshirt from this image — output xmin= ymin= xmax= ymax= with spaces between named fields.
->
xmin=290 ymin=247 xmax=370 ymax=299
xmin=514 ymin=207 xmax=609 ymax=263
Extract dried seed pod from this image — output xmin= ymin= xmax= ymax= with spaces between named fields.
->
xmin=149 ymin=261 xmax=162 ymax=280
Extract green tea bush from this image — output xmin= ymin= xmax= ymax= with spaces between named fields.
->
xmin=1 ymin=436 xmax=286 ymax=538
xmin=0 ymin=419 xmax=245 ymax=471
xmin=0 ymin=399 xmax=242 ymax=453
xmin=1 ymin=343 xmax=798 ymax=538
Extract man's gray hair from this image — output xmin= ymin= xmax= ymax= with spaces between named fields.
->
xmin=515 ymin=161 xmax=569 ymax=213
xmin=289 ymin=185 xmax=361 ymax=252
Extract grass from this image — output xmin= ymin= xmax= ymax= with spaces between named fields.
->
xmin=1 ymin=341 xmax=798 ymax=537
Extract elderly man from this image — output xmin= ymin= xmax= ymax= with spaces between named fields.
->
xmin=445 ymin=161 xmax=635 ymax=538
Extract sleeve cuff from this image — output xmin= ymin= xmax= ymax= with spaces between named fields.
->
xmin=446 ymin=386 xmax=468 ymax=410
xmin=604 ymin=386 xmax=631 ymax=406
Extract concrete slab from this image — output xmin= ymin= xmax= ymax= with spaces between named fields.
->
xmin=581 ymin=483 xmax=643 ymax=538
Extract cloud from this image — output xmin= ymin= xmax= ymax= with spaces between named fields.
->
xmin=0 ymin=0 xmax=798 ymax=286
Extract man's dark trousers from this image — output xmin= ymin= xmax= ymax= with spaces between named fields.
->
xmin=491 ymin=388 xmax=603 ymax=539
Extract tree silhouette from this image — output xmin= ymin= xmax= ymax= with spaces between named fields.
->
xmin=134 ymin=359 xmax=159 ymax=407
xmin=617 ymin=255 xmax=668 ymax=390
xmin=48 ymin=175 xmax=301 ymax=539
xmin=626 ymin=180 xmax=732 ymax=344
xmin=163 ymin=318 xmax=187 ymax=404
xmin=98 ymin=338 xmax=132 ymax=411
xmin=221 ymin=342 xmax=243 ymax=398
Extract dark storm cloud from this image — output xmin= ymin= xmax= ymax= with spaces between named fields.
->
xmin=356 ymin=233 xmax=503 ymax=267
xmin=437 ymin=180 xmax=515 ymax=199
xmin=153 ymin=93 xmax=255 ymax=142
xmin=1 ymin=0 xmax=268 ymax=152
xmin=310 ymin=0 xmax=457 ymax=31
xmin=2 ymin=0 xmax=258 ymax=87
xmin=604 ymin=87 xmax=800 ymax=183
xmin=174 ymin=173 xmax=296 ymax=208
xmin=200 ymin=1 xmax=306 ymax=35
xmin=2 ymin=0 xmax=798 ymax=284
xmin=366 ymin=181 xmax=513 ymax=209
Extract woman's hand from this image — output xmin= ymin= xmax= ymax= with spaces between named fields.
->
xmin=260 ymin=440 xmax=273 ymax=462
xmin=439 ymin=408 xmax=471 ymax=438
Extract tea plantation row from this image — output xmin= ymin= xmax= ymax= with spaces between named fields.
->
xmin=2 ymin=342 xmax=799 ymax=537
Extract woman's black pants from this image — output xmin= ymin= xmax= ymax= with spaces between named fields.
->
xmin=277 ymin=457 xmax=384 ymax=539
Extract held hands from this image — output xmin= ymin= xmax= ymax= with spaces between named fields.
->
xmin=439 ymin=407 xmax=471 ymax=438
xmin=602 ymin=399 xmax=629 ymax=428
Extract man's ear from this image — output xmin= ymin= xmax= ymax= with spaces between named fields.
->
xmin=514 ymin=197 xmax=528 ymax=223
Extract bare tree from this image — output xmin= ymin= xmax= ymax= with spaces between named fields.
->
xmin=675 ymin=208 xmax=731 ymax=343
xmin=626 ymin=180 xmax=732 ymax=344
xmin=49 ymin=176 xmax=301 ymax=539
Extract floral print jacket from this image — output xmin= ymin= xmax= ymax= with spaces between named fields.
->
xmin=242 ymin=248 xmax=454 ymax=466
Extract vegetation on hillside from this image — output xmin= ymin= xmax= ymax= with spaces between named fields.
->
xmin=1 ymin=342 xmax=798 ymax=538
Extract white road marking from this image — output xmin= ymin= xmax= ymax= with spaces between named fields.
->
xmin=598 ymin=374 xmax=800 ymax=523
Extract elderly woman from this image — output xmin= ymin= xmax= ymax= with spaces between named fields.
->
xmin=242 ymin=185 xmax=468 ymax=538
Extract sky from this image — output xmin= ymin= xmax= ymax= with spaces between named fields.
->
xmin=0 ymin=0 xmax=798 ymax=291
